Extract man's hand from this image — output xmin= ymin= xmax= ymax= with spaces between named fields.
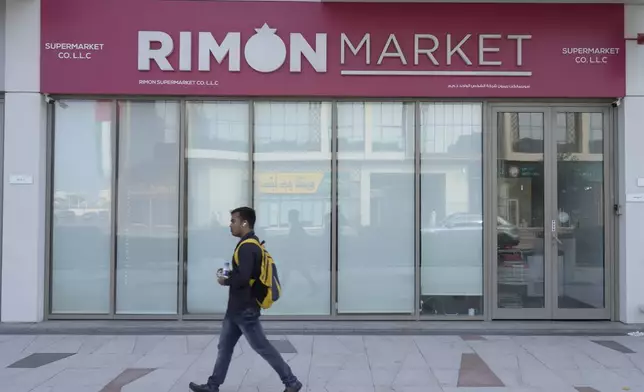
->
xmin=217 ymin=276 xmax=227 ymax=286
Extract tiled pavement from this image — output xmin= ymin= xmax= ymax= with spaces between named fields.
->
xmin=1 ymin=334 xmax=644 ymax=392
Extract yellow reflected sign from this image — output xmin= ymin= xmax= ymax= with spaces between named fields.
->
xmin=257 ymin=172 xmax=324 ymax=194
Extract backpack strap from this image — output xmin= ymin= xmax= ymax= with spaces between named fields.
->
xmin=233 ymin=238 xmax=262 ymax=265
xmin=232 ymin=239 xmax=265 ymax=287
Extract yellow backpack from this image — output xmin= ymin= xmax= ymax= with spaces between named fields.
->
xmin=233 ymin=238 xmax=281 ymax=309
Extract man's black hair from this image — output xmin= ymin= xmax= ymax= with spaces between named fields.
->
xmin=231 ymin=206 xmax=256 ymax=229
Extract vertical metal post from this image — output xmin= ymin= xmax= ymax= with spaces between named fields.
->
xmin=615 ymin=103 xmax=623 ymax=321
xmin=249 ymin=101 xmax=255 ymax=208
xmin=0 ymin=100 xmax=4 ymax=318
xmin=483 ymin=102 xmax=494 ymax=321
xmin=544 ymin=107 xmax=555 ymax=317
xmin=177 ymin=100 xmax=187 ymax=319
xmin=109 ymin=100 xmax=120 ymax=318
xmin=43 ymin=100 xmax=55 ymax=319
xmin=330 ymin=101 xmax=338 ymax=317
xmin=604 ymin=107 xmax=614 ymax=319
xmin=413 ymin=101 xmax=421 ymax=319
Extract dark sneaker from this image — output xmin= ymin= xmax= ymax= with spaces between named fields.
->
xmin=189 ymin=382 xmax=218 ymax=392
xmin=284 ymin=381 xmax=303 ymax=392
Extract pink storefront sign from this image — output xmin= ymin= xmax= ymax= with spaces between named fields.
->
xmin=41 ymin=0 xmax=625 ymax=97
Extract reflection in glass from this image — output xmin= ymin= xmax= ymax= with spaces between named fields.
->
xmin=51 ymin=101 xmax=112 ymax=313
xmin=254 ymin=102 xmax=323 ymax=153
xmin=497 ymin=112 xmax=545 ymax=309
xmin=337 ymin=102 xmax=414 ymax=314
xmin=420 ymin=103 xmax=483 ymax=316
xmin=253 ymin=102 xmax=331 ymax=315
xmin=556 ymin=112 xmax=605 ymax=309
xmin=116 ymin=101 xmax=180 ymax=314
xmin=186 ymin=102 xmax=250 ymax=314
xmin=337 ymin=103 xmax=365 ymax=151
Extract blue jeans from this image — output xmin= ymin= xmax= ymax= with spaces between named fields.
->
xmin=208 ymin=308 xmax=298 ymax=388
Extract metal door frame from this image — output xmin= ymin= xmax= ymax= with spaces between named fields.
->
xmin=490 ymin=104 xmax=613 ymax=320
xmin=0 ymin=99 xmax=4 ymax=318
xmin=491 ymin=105 xmax=553 ymax=320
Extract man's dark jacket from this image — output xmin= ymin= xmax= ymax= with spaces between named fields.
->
xmin=224 ymin=231 xmax=262 ymax=314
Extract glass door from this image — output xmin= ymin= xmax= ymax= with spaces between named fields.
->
xmin=551 ymin=109 xmax=611 ymax=319
xmin=494 ymin=108 xmax=551 ymax=319
xmin=492 ymin=106 xmax=611 ymax=320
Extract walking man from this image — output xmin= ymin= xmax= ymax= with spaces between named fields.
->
xmin=190 ymin=207 xmax=303 ymax=392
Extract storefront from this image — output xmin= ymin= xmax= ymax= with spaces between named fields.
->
xmin=4 ymin=0 xmax=643 ymax=323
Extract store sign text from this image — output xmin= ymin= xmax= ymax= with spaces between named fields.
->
xmin=561 ymin=47 xmax=621 ymax=65
xmin=44 ymin=42 xmax=105 ymax=60
xmin=137 ymin=24 xmax=533 ymax=74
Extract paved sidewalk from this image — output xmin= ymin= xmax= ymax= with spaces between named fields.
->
xmin=1 ymin=333 xmax=644 ymax=392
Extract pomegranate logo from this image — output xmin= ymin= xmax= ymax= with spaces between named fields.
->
xmin=244 ymin=24 xmax=287 ymax=73
xmin=137 ymin=24 xmax=327 ymax=74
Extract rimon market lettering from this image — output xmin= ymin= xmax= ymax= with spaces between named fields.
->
xmin=340 ymin=33 xmax=532 ymax=67
xmin=137 ymin=24 xmax=532 ymax=73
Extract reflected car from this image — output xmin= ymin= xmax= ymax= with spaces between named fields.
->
xmin=425 ymin=213 xmax=520 ymax=248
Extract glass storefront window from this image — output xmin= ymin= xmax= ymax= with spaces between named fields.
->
xmin=253 ymin=102 xmax=332 ymax=315
xmin=46 ymin=100 xmax=498 ymax=316
xmin=420 ymin=103 xmax=483 ymax=316
xmin=51 ymin=100 xmax=113 ymax=314
xmin=115 ymin=101 xmax=180 ymax=314
xmin=186 ymin=101 xmax=250 ymax=314
xmin=337 ymin=102 xmax=415 ymax=314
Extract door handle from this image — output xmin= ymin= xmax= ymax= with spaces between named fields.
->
xmin=550 ymin=219 xmax=562 ymax=245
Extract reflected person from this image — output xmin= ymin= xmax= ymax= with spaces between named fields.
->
xmin=281 ymin=209 xmax=318 ymax=293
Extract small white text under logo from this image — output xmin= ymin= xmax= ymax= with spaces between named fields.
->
xmin=448 ymin=83 xmax=531 ymax=89
xmin=138 ymin=79 xmax=219 ymax=86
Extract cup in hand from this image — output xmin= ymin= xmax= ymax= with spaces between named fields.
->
xmin=217 ymin=262 xmax=231 ymax=279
